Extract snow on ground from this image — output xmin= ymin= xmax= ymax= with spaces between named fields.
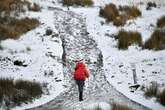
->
xmin=64 ymin=0 xmax=165 ymax=110
xmin=0 ymin=0 xmax=165 ymax=109
xmin=83 ymin=102 xmax=111 ymax=110
xmin=0 ymin=0 xmax=66 ymax=109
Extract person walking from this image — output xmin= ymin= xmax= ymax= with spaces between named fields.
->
xmin=73 ymin=59 xmax=89 ymax=101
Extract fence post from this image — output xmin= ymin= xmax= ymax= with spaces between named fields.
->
xmin=131 ymin=63 xmax=137 ymax=84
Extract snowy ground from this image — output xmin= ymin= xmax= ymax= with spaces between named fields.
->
xmin=0 ymin=0 xmax=65 ymax=109
xmin=67 ymin=0 xmax=165 ymax=110
xmin=0 ymin=0 xmax=165 ymax=110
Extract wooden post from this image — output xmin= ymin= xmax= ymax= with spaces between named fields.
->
xmin=132 ymin=68 xmax=137 ymax=84
xmin=131 ymin=63 xmax=137 ymax=84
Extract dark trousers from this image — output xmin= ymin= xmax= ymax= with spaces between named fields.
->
xmin=76 ymin=80 xmax=85 ymax=101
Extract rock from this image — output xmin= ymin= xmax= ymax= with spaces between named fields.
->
xmin=119 ymin=65 xmax=123 ymax=68
xmin=147 ymin=64 xmax=152 ymax=66
xmin=44 ymin=70 xmax=54 ymax=77
xmin=52 ymin=33 xmax=59 ymax=38
xmin=146 ymin=2 xmax=157 ymax=10
xmin=117 ymin=82 xmax=122 ymax=84
xmin=142 ymin=76 xmax=145 ymax=78
xmin=46 ymin=29 xmax=53 ymax=36
xmin=129 ymin=84 xmax=140 ymax=91
xmin=14 ymin=60 xmax=27 ymax=67
xmin=55 ymin=79 xmax=62 ymax=82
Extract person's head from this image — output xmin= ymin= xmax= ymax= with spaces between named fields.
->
xmin=75 ymin=59 xmax=84 ymax=63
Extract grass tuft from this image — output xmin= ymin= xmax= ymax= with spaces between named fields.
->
xmin=0 ymin=17 xmax=39 ymax=40
xmin=113 ymin=15 xmax=127 ymax=27
xmin=99 ymin=4 xmax=141 ymax=26
xmin=144 ymin=81 xmax=158 ymax=98
xmin=94 ymin=104 xmax=102 ymax=110
xmin=0 ymin=0 xmax=40 ymax=16
xmin=119 ymin=6 xmax=141 ymax=19
xmin=157 ymin=88 xmax=165 ymax=106
xmin=117 ymin=30 xmax=142 ymax=49
xmin=144 ymin=30 xmax=165 ymax=50
xmin=99 ymin=3 xmax=119 ymax=22
xmin=63 ymin=0 xmax=93 ymax=6
xmin=0 ymin=78 xmax=42 ymax=107
xmin=29 ymin=3 xmax=41 ymax=12
xmin=111 ymin=102 xmax=132 ymax=110
xmin=157 ymin=16 xmax=165 ymax=28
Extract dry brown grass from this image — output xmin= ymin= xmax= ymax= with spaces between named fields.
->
xmin=63 ymin=0 xmax=93 ymax=6
xmin=113 ymin=15 xmax=127 ymax=27
xmin=111 ymin=102 xmax=132 ymax=110
xmin=157 ymin=16 xmax=165 ymax=28
xmin=0 ymin=17 xmax=39 ymax=40
xmin=0 ymin=0 xmax=40 ymax=41
xmin=0 ymin=78 xmax=42 ymax=107
xmin=119 ymin=6 xmax=141 ymax=19
xmin=117 ymin=30 xmax=142 ymax=49
xmin=144 ymin=30 xmax=165 ymax=50
xmin=0 ymin=0 xmax=40 ymax=16
xmin=29 ymin=3 xmax=41 ymax=12
xmin=94 ymin=105 xmax=102 ymax=110
xmin=157 ymin=88 xmax=165 ymax=106
xmin=100 ymin=4 xmax=141 ymax=26
xmin=144 ymin=81 xmax=158 ymax=98
xmin=0 ymin=0 xmax=28 ymax=16
xmin=99 ymin=3 xmax=119 ymax=22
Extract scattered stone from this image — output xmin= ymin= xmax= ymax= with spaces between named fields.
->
xmin=153 ymin=58 xmax=156 ymax=61
xmin=44 ymin=70 xmax=54 ymax=77
xmin=26 ymin=47 xmax=31 ymax=51
xmin=55 ymin=79 xmax=62 ymax=82
xmin=14 ymin=60 xmax=27 ymax=67
xmin=142 ymin=76 xmax=145 ymax=78
xmin=63 ymin=85 xmax=67 ymax=88
xmin=147 ymin=64 xmax=153 ymax=66
xmin=52 ymin=33 xmax=59 ymax=38
xmin=152 ymin=71 xmax=158 ymax=74
xmin=46 ymin=28 xmax=53 ymax=36
xmin=100 ymin=21 xmax=104 ymax=25
xmin=129 ymin=84 xmax=140 ymax=92
xmin=150 ymin=24 xmax=155 ymax=27
xmin=0 ymin=44 xmax=3 ymax=50
xmin=117 ymin=82 xmax=122 ymax=84
xmin=146 ymin=2 xmax=157 ymax=10
xmin=119 ymin=65 xmax=124 ymax=68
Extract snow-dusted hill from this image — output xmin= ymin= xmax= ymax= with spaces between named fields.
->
xmin=0 ymin=0 xmax=165 ymax=110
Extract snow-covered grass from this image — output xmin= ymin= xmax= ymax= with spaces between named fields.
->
xmin=144 ymin=81 xmax=159 ymax=98
xmin=157 ymin=88 xmax=165 ymax=106
xmin=157 ymin=16 xmax=165 ymax=28
xmin=0 ymin=78 xmax=42 ymax=108
xmin=117 ymin=30 xmax=142 ymax=49
xmin=144 ymin=29 xmax=165 ymax=50
xmin=99 ymin=3 xmax=142 ymax=27
xmin=0 ymin=0 xmax=65 ymax=109
xmin=83 ymin=102 xmax=111 ymax=110
xmin=111 ymin=102 xmax=132 ymax=110
xmin=0 ymin=17 xmax=39 ymax=40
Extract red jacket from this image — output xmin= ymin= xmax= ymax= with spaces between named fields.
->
xmin=74 ymin=62 xmax=89 ymax=80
